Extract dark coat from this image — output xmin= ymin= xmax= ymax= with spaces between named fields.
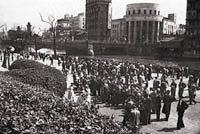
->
xmin=162 ymin=95 xmax=174 ymax=114
xmin=177 ymin=100 xmax=188 ymax=113
xmin=155 ymin=95 xmax=162 ymax=110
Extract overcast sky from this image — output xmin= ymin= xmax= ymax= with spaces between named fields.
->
xmin=0 ymin=0 xmax=187 ymax=32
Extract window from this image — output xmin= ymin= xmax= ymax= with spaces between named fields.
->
xmin=144 ymin=10 xmax=146 ymax=14
xmin=150 ymin=10 xmax=152 ymax=14
xmin=158 ymin=11 xmax=160 ymax=15
xmin=138 ymin=9 xmax=141 ymax=14
xmin=128 ymin=10 xmax=131 ymax=15
xmin=133 ymin=10 xmax=135 ymax=14
xmin=154 ymin=10 xmax=157 ymax=15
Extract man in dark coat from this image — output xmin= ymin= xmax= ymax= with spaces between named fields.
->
xmin=155 ymin=90 xmax=162 ymax=121
xmin=160 ymin=80 xmax=168 ymax=97
xmin=140 ymin=92 xmax=152 ymax=125
xmin=178 ymin=78 xmax=186 ymax=98
xmin=177 ymin=97 xmax=188 ymax=130
xmin=188 ymin=75 xmax=197 ymax=105
xmin=153 ymin=77 xmax=160 ymax=90
xmin=162 ymin=90 xmax=174 ymax=121
xmin=170 ymin=79 xmax=177 ymax=99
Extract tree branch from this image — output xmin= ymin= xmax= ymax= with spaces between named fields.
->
xmin=0 ymin=24 xmax=5 ymax=29
xmin=39 ymin=13 xmax=52 ymax=26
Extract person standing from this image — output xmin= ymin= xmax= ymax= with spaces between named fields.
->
xmin=170 ymin=79 xmax=177 ymax=99
xmin=177 ymin=97 xmax=189 ymax=130
xmin=160 ymin=79 xmax=168 ymax=97
xmin=188 ymin=75 xmax=197 ymax=105
xmin=140 ymin=92 xmax=152 ymax=125
xmin=129 ymin=105 xmax=140 ymax=134
xmin=150 ymin=88 xmax=157 ymax=114
xmin=122 ymin=98 xmax=134 ymax=126
xmin=178 ymin=78 xmax=186 ymax=98
xmin=155 ymin=90 xmax=162 ymax=121
xmin=153 ymin=77 xmax=160 ymax=90
xmin=162 ymin=90 xmax=174 ymax=121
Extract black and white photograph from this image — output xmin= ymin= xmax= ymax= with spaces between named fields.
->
xmin=0 ymin=0 xmax=200 ymax=133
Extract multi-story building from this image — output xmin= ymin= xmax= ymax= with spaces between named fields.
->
xmin=72 ymin=13 xmax=85 ymax=30
xmin=185 ymin=0 xmax=200 ymax=56
xmin=161 ymin=14 xmax=177 ymax=36
xmin=125 ymin=3 xmax=163 ymax=45
xmin=86 ymin=0 xmax=112 ymax=41
xmin=57 ymin=14 xmax=72 ymax=28
xmin=56 ymin=13 xmax=86 ymax=40
xmin=111 ymin=18 xmax=126 ymax=42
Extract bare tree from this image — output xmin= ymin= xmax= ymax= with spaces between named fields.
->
xmin=0 ymin=24 xmax=5 ymax=29
xmin=39 ymin=13 xmax=57 ymax=56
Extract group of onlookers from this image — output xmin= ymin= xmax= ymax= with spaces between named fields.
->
xmin=54 ymin=56 xmax=199 ymax=131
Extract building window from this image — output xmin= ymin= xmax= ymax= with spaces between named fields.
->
xmin=128 ymin=10 xmax=131 ymax=15
xmin=154 ymin=10 xmax=157 ymax=15
xmin=133 ymin=10 xmax=135 ymax=14
xmin=144 ymin=10 xmax=146 ymax=14
xmin=138 ymin=9 xmax=141 ymax=14
xmin=158 ymin=11 xmax=160 ymax=15
xmin=150 ymin=10 xmax=152 ymax=14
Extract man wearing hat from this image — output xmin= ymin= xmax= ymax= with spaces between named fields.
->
xmin=176 ymin=96 xmax=188 ymax=130
xmin=178 ymin=78 xmax=186 ymax=98
xmin=155 ymin=89 xmax=162 ymax=121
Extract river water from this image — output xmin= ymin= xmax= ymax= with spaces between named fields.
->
xmin=81 ymin=55 xmax=200 ymax=71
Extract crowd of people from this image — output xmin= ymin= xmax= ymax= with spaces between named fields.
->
xmin=47 ymin=56 xmax=199 ymax=131
xmin=4 ymin=52 xmax=199 ymax=132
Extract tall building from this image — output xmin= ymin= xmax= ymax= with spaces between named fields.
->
xmin=125 ymin=3 xmax=163 ymax=45
xmin=56 ymin=14 xmax=72 ymax=40
xmin=111 ymin=18 xmax=126 ymax=42
xmin=185 ymin=0 xmax=200 ymax=56
xmin=168 ymin=14 xmax=176 ymax=23
xmin=57 ymin=14 xmax=72 ymax=30
xmin=86 ymin=0 xmax=112 ymax=41
xmin=161 ymin=14 xmax=177 ymax=36
xmin=72 ymin=13 xmax=85 ymax=30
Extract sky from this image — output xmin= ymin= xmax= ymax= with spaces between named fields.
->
xmin=0 ymin=0 xmax=187 ymax=33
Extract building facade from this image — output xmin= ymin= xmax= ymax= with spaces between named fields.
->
xmin=86 ymin=0 xmax=112 ymax=41
xmin=111 ymin=18 xmax=126 ymax=42
xmin=185 ymin=0 xmax=200 ymax=56
xmin=72 ymin=13 xmax=85 ymax=30
xmin=57 ymin=14 xmax=72 ymax=28
xmin=125 ymin=3 xmax=163 ymax=45
xmin=161 ymin=14 xmax=177 ymax=36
